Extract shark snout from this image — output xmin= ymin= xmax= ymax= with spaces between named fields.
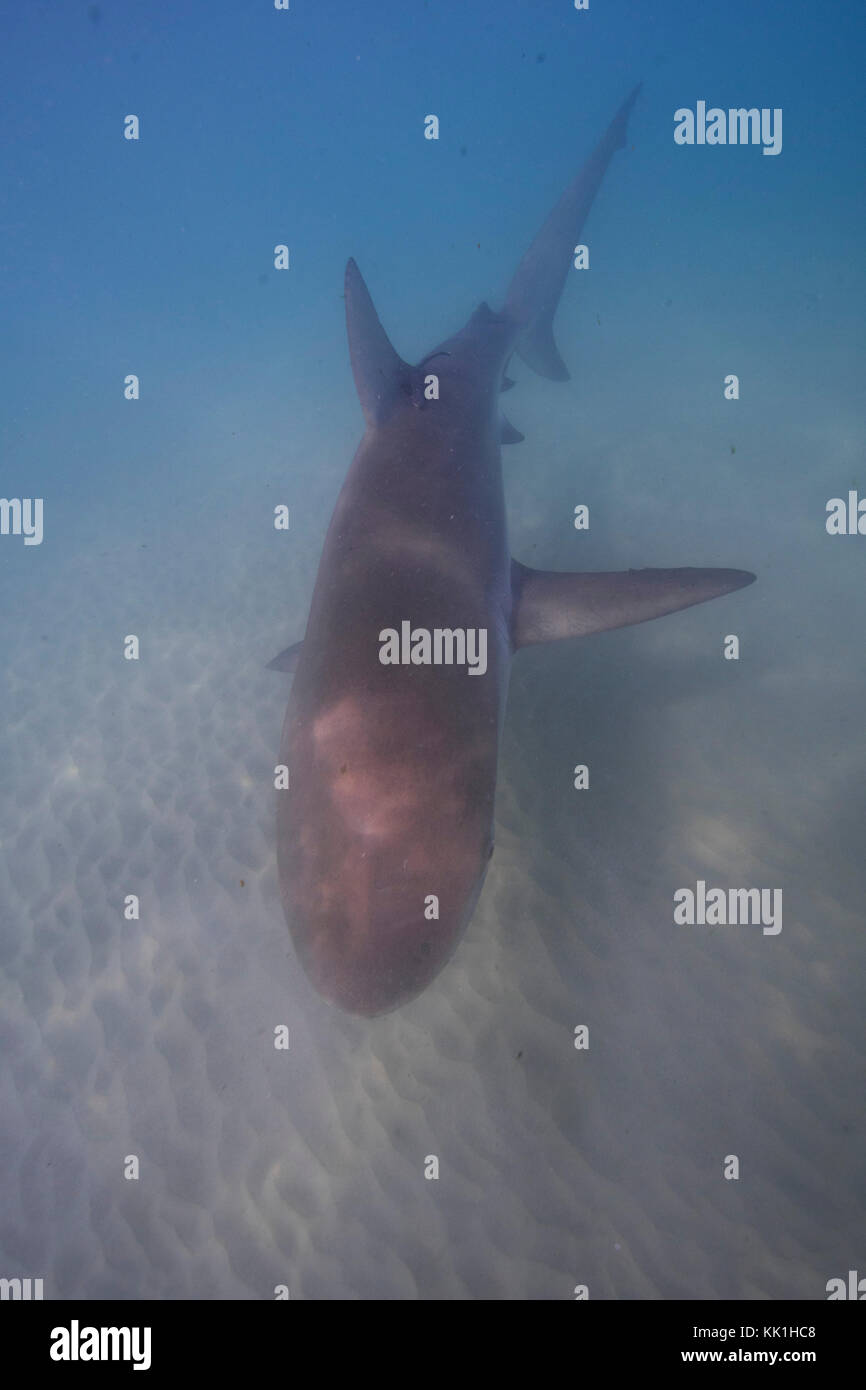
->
xmin=285 ymin=828 xmax=489 ymax=1016
xmin=296 ymin=894 xmax=466 ymax=1017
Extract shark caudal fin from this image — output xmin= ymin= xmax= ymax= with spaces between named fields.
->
xmin=345 ymin=258 xmax=412 ymax=425
xmin=511 ymin=561 xmax=755 ymax=648
xmin=502 ymin=85 xmax=641 ymax=382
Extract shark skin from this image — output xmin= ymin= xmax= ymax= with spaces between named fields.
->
xmin=275 ymin=87 xmax=755 ymax=1016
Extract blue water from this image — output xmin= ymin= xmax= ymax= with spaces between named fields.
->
xmin=0 ymin=0 xmax=864 ymax=1300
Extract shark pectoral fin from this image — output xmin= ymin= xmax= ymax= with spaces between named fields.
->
xmin=511 ymin=560 xmax=755 ymax=648
xmin=501 ymin=415 xmax=525 ymax=444
xmin=345 ymin=258 xmax=411 ymax=425
xmin=267 ymin=640 xmax=303 ymax=674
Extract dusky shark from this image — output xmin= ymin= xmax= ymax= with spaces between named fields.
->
xmin=273 ymin=87 xmax=755 ymax=1016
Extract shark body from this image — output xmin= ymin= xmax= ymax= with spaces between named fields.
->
xmin=274 ymin=88 xmax=754 ymax=1015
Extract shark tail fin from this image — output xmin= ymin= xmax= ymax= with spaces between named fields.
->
xmin=345 ymin=258 xmax=412 ymax=425
xmin=511 ymin=560 xmax=755 ymax=648
xmin=502 ymin=84 xmax=641 ymax=382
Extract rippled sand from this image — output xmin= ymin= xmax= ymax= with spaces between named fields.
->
xmin=0 ymin=473 xmax=864 ymax=1301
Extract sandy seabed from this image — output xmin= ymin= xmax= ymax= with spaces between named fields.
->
xmin=0 ymin=452 xmax=864 ymax=1301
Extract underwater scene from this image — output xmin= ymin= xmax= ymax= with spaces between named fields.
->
xmin=1 ymin=0 xmax=864 ymax=1305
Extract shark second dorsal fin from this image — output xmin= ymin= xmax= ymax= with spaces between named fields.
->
xmin=511 ymin=560 xmax=755 ymax=648
xmin=517 ymin=322 xmax=570 ymax=383
xmin=345 ymin=258 xmax=411 ymax=426
xmin=500 ymin=415 xmax=525 ymax=445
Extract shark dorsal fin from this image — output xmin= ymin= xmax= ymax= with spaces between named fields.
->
xmin=345 ymin=258 xmax=411 ymax=426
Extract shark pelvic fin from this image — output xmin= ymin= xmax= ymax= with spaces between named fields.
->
xmin=267 ymin=640 xmax=304 ymax=674
xmin=510 ymin=559 xmax=755 ymax=648
xmin=345 ymin=258 xmax=411 ymax=425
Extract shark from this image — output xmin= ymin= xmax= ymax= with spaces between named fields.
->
xmin=272 ymin=86 xmax=755 ymax=1016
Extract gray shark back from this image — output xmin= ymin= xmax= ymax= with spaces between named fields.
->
xmin=275 ymin=88 xmax=754 ymax=1015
